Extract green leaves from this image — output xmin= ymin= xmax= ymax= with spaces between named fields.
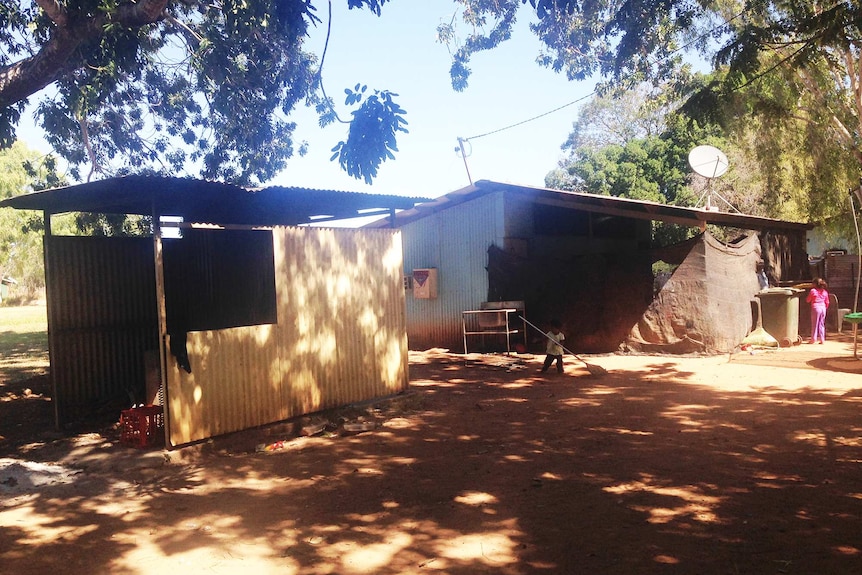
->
xmin=330 ymin=88 xmax=408 ymax=185
xmin=344 ymin=84 xmax=367 ymax=106
xmin=442 ymin=0 xmax=709 ymax=91
xmin=0 ymin=0 xmax=404 ymax=186
xmin=0 ymin=142 xmax=67 ymax=298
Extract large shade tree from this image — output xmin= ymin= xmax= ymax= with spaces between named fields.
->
xmin=445 ymin=1 xmax=862 ymax=201
xmin=1 ymin=0 xmax=859 ymax=189
xmin=0 ymin=0 xmax=407 ymax=185
xmin=683 ymin=1 xmax=862 ymax=223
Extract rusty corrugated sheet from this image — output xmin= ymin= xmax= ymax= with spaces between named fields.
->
xmin=45 ymin=236 xmax=158 ymax=425
xmin=401 ymin=193 xmax=505 ymax=350
xmin=165 ymin=226 xmax=407 ymax=446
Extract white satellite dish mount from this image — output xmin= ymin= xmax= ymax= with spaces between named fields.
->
xmin=688 ymin=145 xmax=738 ymax=213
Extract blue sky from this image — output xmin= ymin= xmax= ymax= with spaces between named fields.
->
xmin=279 ymin=1 xmax=597 ymax=199
xmin=17 ymin=1 xmax=598 ymax=200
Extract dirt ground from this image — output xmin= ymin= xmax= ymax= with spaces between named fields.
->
xmin=2 ymin=336 xmax=862 ymax=575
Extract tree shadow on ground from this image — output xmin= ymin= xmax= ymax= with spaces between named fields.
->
xmin=0 ymin=329 xmax=48 ymax=385
xmin=2 ymin=352 xmax=862 ymax=574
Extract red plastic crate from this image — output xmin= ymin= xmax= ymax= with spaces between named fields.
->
xmin=120 ymin=405 xmax=164 ymax=448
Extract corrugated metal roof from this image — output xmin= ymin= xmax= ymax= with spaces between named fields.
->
xmin=370 ymin=180 xmax=813 ymax=232
xmin=0 ymin=175 xmax=430 ymax=226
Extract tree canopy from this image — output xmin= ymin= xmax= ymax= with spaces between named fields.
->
xmin=0 ymin=0 xmax=401 ymax=185
xmin=682 ymin=1 xmax=862 ymax=170
xmin=546 ymin=87 xmax=718 ymax=245
xmin=1 ymin=0 xmax=860 ymax=194
xmin=447 ymin=1 xmax=862 ymax=192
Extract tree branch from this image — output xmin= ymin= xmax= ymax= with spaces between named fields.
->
xmin=114 ymin=0 xmax=170 ymax=28
xmin=0 ymin=0 xmax=169 ymax=109
xmin=34 ymin=0 xmax=67 ymax=27
xmin=78 ymin=112 xmax=103 ymax=183
xmin=316 ymin=0 xmax=350 ymax=124
xmin=164 ymin=12 xmax=203 ymax=49
xmin=845 ymin=45 xmax=862 ymax=131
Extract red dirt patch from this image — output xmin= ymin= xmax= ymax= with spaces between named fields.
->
xmin=2 ymin=340 xmax=862 ymax=574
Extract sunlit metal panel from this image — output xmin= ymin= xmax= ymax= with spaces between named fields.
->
xmin=401 ymin=192 xmax=506 ymax=350
xmin=165 ymin=325 xmax=283 ymax=444
xmin=165 ymin=226 xmax=407 ymax=445
xmin=275 ymin=226 xmax=408 ymax=414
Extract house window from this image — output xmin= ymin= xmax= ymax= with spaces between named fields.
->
xmin=162 ymin=228 xmax=277 ymax=332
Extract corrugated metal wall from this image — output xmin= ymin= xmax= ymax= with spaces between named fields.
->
xmin=45 ymin=236 xmax=158 ymax=425
xmin=401 ymin=193 xmax=506 ymax=350
xmin=165 ymin=226 xmax=408 ymax=445
xmin=825 ymin=253 xmax=857 ymax=308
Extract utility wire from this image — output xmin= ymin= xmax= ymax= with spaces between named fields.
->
xmin=461 ymin=10 xmax=745 ymax=144
xmin=464 ymin=92 xmax=594 ymax=141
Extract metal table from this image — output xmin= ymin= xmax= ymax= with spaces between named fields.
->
xmin=461 ymin=308 xmax=526 ymax=354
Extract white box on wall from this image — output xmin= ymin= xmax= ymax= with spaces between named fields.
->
xmin=412 ymin=268 xmax=438 ymax=299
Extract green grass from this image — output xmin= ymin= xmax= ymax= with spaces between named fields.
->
xmin=0 ymin=304 xmax=49 ymax=384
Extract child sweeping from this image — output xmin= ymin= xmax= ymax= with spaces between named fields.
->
xmin=520 ymin=314 xmax=608 ymax=377
xmin=540 ymin=319 xmax=565 ymax=373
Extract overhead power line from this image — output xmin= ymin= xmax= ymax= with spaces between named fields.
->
xmin=453 ymin=10 xmax=748 ymax=187
xmin=464 ymin=92 xmax=594 ymax=142
xmin=460 ymin=10 xmax=745 ymax=145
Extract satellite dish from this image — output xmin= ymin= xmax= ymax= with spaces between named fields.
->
xmin=688 ymin=145 xmax=729 ymax=179
xmin=689 ymin=145 xmax=738 ymax=213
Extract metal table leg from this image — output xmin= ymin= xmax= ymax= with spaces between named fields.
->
xmin=844 ymin=313 xmax=862 ymax=359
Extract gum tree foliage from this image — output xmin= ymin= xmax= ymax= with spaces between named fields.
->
xmin=690 ymin=0 xmax=862 ymax=161
xmin=0 ymin=142 xmax=66 ymax=299
xmin=682 ymin=0 xmax=862 ymax=224
xmin=0 ymin=0 xmax=402 ymax=185
xmin=700 ymin=68 xmax=860 ymax=227
xmin=444 ymin=0 xmax=861 ymax=220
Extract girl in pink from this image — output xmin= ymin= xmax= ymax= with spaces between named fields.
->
xmin=806 ymin=278 xmax=829 ymax=344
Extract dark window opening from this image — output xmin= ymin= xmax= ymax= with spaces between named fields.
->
xmin=163 ymin=228 xmax=277 ymax=333
xmin=533 ymin=204 xmax=590 ymax=236
xmin=533 ymin=204 xmax=637 ymax=239
xmin=591 ymin=214 xmax=637 ymax=239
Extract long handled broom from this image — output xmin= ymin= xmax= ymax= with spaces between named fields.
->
xmin=519 ymin=315 xmax=608 ymax=377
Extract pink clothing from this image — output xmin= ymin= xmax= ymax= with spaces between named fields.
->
xmin=807 ymin=287 xmax=829 ymax=343
xmin=806 ymin=288 xmax=830 ymax=308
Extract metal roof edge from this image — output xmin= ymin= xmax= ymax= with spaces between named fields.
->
xmin=486 ymin=180 xmax=813 ymax=231
xmin=0 ymin=176 xmax=432 ymax=224
xmin=365 ymin=182 xmax=485 ymax=228
xmin=375 ymin=179 xmax=812 ymax=232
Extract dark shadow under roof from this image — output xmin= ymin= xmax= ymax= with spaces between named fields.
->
xmin=369 ymin=180 xmax=813 ymax=232
xmin=0 ymin=175 xmax=429 ymax=227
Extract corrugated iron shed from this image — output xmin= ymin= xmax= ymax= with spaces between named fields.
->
xmin=0 ymin=176 xmax=425 ymax=445
xmin=370 ymin=180 xmax=812 ymax=353
xmin=0 ymin=175 xmax=428 ymax=226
